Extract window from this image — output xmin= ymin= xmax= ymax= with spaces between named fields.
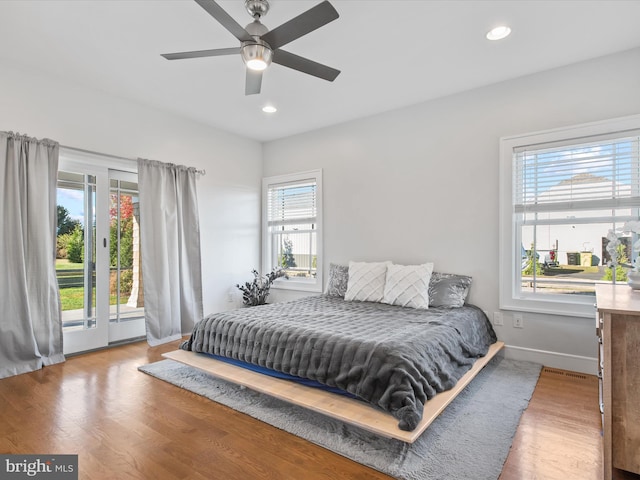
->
xmin=500 ymin=115 xmax=640 ymax=317
xmin=262 ymin=170 xmax=323 ymax=292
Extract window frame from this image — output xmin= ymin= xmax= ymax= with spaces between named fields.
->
xmin=261 ymin=169 xmax=323 ymax=293
xmin=499 ymin=114 xmax=640 ymax=317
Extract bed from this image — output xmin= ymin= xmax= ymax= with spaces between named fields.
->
xmin=174 ymin=284 xmax=499 ymax=440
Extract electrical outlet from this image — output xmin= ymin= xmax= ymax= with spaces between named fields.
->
xmin=227 ymin=289 xmax=234 ymax=303
xmin=513 ymin=313 xmax=524 ymax=329
xmin=493 ymin=312 xmax=504 ymax=326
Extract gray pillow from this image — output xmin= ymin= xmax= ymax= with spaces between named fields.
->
xmin=326 ymin=263 xmax=349 ymax=297
xmin=428 ymin=272 xmax=472 ymax=308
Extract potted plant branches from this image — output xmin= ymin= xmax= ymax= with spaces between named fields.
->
xmin=236 ymin=267 xmax=288 ymax=306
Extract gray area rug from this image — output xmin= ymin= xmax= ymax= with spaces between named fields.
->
xmin=139 ymin=354 xmax=541 ymax=480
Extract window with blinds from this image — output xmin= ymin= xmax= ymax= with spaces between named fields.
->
xmin=515 ymin=135 xmax=640 ymax=218
xmin=500 ymin=116 xmax=640 ymax=316
xmin=262 ymin=170 xmax=322 ymax=291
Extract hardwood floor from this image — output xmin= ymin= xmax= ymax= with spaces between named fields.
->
xmin=0 ymin=340 xmax=603 ymax=480
xmin=500 ymin=367 xmax=603 ymax=480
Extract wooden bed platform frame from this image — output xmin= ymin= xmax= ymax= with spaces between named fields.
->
xmin=163 ymin=340 xmax=504 ymax=444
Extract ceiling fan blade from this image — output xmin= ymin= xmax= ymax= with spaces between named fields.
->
xmin=245 ymin=69 xmax=263 ymax=95
xmin=161 ymin=47 xmax=239 ymax=60
xmin=194 ymin=0 xmax=253 ymax=43
xmin=272 ymin=49 xmax=340 ymax=82
xmin=260 ymin=1 xmax=339 ymax=50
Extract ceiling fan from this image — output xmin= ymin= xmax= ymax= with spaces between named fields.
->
xmin=162 ymin=0 xmax=341 ymax=95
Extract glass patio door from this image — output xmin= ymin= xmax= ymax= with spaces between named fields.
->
xmin=57 ymin=153 xmax=145 ymax=354
xmin=108 ymin=171 xmax=146 ymax=343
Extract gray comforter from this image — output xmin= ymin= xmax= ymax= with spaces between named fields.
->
xmin=181 ymin=295 xmax=497 ymax=431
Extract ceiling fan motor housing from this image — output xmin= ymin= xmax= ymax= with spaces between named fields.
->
xmin=244 ymin=19 xmax=269 ymax=38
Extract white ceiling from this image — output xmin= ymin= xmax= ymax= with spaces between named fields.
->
xmin=2 ymin=0 xmax=640 ymax=142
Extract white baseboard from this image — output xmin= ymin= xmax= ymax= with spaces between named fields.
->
xmin=503 ymin=345 xmax=598 ymax=376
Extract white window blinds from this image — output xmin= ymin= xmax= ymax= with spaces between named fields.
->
xmin=514 ymin=134 xmax=640 ymax=215
xmin=267 ymin=178 xmax=317 ymax=227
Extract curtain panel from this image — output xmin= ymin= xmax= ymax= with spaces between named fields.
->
xmin=137 ymin=158 xmax=203 ymax=346
xmin=0 ymin=132 xmax=64 ymax=378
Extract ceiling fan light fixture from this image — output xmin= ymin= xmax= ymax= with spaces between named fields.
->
xmin=241 ymin=42 xmax=273 ymax=71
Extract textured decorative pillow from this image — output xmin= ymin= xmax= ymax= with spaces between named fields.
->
xmin=325 ymin=263 xmax=349 ymax=297
xmin=382 ymin=263 xmax=434 ymax=309
xmin=428 ymin=272 xmax=473 ymax=308
xmin=344 ymin=261 xmax=391 ymax=303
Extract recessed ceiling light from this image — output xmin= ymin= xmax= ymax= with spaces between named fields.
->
xmin=486 ymin=25 xmax=511 ymax=41
xmin=262 ymin=105 xmax=277 ymax=113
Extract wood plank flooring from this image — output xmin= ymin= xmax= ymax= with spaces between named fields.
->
xmin=0 ymin=340 xmax=603 ymax=480
xmin=500 ymin=367 xmax=603 ymax=480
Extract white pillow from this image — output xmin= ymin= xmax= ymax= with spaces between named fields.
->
xmin=382 ymin=263 xmax=434 ymax=309
xmin=344 ymin=261 xmax=391 ymax=303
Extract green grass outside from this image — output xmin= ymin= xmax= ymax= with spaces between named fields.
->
xmin=59 ymin=287 xmax=127 ymax=311
xmin=56 ymin=259 xmax=84 ymax=270
xmin=539 ymin=265 xmax=601 ymax=275
xmin=57 ymin=259 xmax=131 ymax=311
xmin=557 ymin=265 xmax=600 ymax=273
xmin=581 ymin=266 xmax=601 ymax=274
xmin=59 ymin=287 xmax=87 ymax=311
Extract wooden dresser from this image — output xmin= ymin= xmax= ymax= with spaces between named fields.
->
xmin=596 ymin=285 xmax=640 ymax=480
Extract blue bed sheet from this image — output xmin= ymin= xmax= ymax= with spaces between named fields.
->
xmin=204 ymin=352 xmax=357 ymax=398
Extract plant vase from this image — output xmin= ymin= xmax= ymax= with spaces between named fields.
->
xmin=627 ymin=270 xmax=640 ymax=289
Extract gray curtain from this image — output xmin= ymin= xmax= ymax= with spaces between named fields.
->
xmin=137 ymin=158 xmax=203 ymax=346
xmin=0 ymin=132 xmax=64 ymax=378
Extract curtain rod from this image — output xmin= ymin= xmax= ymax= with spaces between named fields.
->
xmin=59 ymin=144 xmax=206 ymax=176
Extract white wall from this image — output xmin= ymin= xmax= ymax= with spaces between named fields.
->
xmin=0 ymin=63 xmax=262 ymax=320
xmin=263 ymin=47 xmax=640 ymax=374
